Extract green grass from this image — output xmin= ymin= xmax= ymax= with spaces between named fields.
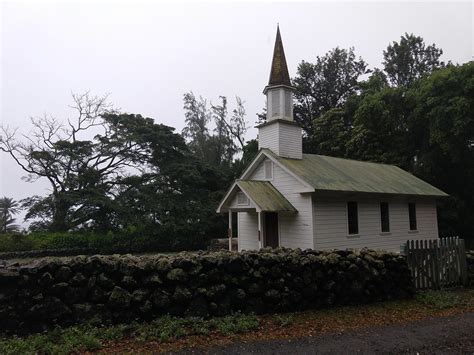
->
xmin=210 ymin=313 xmax=261 ymax=335
xmin=415 ymin=290 xmax=463 ymax=309
xmin=0 ymin=313 xmax=260 ymax=355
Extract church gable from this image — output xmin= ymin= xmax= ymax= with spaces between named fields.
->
xmin=248 ymin=156 xmax=309 ymax=193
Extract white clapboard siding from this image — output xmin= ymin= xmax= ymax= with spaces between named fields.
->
xmin=247 ymin=158 xmax=313 ymax=250
xmin=258 ymin=124 xmax=279 ymax=155
xmin=258 ymin=122 xmax=302 ymax=159
xmin=278 ymin=123 xmax=302 ymax=159
xmin=313 ymin=196 xmax=439 ymax=252
xmin=237 ymin=212 xmax=259 ymax=251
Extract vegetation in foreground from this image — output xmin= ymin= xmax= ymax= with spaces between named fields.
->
xmin=0 ymin=313 xmax=259 ymax=355
xmin=1 ymin=289 xmax=472 ymax=355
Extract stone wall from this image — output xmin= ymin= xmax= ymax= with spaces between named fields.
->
xmin=0 ymin=248 xmax=413 ymax=334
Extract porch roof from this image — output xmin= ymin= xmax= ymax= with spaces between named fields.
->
xmin=237 ymin=180 xmax=297 ymax=212
xmin=216 ymin=180 xmax=297 ymax=213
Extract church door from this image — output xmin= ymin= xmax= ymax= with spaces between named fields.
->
xmin=264 ymin=212 xmax=279 ymax=248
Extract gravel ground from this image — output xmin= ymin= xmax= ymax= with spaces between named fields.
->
xmin=175 ymin=312 xmax=474 ymax=355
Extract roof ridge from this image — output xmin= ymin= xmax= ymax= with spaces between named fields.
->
xmin=302 ymin=153 xmax=401 ymax=168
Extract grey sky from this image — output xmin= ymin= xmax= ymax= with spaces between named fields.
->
xmin=1 ymin=1 xmax=472 ymax=224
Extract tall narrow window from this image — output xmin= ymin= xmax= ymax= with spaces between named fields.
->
xmin=284 ymin=90 xmax=292 ymax=117
xmin=408 ymin=203 xmax=417 ymax=230
xmin=347 ymin=201 xmax=359 ymax=235
xmin=264 ymin=160 xmax=273 ymax=180
xmin=271 ymin=90 xmax=280 ymax=117
xmin=380 ymin=202 xmax=390 ymax=232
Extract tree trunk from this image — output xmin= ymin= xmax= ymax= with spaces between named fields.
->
xmin=50 ymin=196 xmax=70 ymax=232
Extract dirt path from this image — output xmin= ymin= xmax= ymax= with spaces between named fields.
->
xmin=174 ymin=312 xmax=474 ymax=354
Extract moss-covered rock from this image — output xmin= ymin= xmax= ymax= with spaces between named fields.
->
xmin=166 ymin=268 xmax=187 ymax=282
xmin=108 ymin=286 xmax=131 ymax=309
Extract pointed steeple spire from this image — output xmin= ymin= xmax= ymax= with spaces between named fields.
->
xmin=258 ymin=25 xmax=302 ymax=159
xmin=268 ymin=25 xmax=291 ymax=86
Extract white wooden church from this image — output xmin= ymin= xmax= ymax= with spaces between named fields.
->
xmin=217 ymin=27 xmax=447 ymax=253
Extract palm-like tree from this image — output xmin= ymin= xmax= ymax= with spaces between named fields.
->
xmin=0 ymin=197 xmax=20 ymax=233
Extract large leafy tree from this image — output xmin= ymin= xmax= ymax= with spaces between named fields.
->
xmin=408 ymin=62 xmax=474 ymax=238
xmin=312 ymin=108 xmax=351 ymax=156
xmin=346 ymin=86 xmax=414 ymax=169
xmin=307 ymin=69 xmax=389 ymax=157
xmin=113 ymin=153 xmax=229 ymax=248
xmin=293 ymin=47 xmax=369 ymax=136
xmin=0 ymin=93 xmax=183 ymax=232
xmin=0 ymin=197 xmax=20 ymax=234
xmin=383 ymin=33 xmax=444 ymax=87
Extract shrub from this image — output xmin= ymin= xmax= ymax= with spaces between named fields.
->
xmin=0 ymin=229 xmax=210 ymax=255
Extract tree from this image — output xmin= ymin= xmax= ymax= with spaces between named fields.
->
xmin=383 ymin=33 xmax=444 ymax=87
xmin=345 ymin=85 xmax=414 ymax=168
xmin=182 ymin=92 xmax=248 ymax=167
xmin=312 ymin=108 xmax=351 ymax=156
xmin=407 ymin=62 xmax=474 ymax=239
xmin=0 ymin=92 xmax=182 ymax=232
xmin=111 ymin=131 xmax=230 ymax=248
xmin=0 ymin=197 xmax=20 ymax=233
xmin=182 ymin=92 xmax=211 ymax=161
xmin=211 ymin=96 xmax=247 ymax=149
xmin=293 ymin=47 xmax=369 ymax=135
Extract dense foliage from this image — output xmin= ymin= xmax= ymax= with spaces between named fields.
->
xmin=1 ymin=92 xmax=253 ymax=251
xmin=0 ymin=198 xmax=20 ymax=234
xmin=0 ymin=230 xmax=208 ymax=254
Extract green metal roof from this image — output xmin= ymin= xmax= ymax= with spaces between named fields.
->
xmin=237 ymin=180 xmax=297 ymax=212
xmin=264 ymin=150 xmax=448 ymax=197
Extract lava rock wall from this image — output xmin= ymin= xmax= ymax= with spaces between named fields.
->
xmin=0 ymin=248 xmax=413 ymax=333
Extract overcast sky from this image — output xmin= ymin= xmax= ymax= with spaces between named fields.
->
xmin=1 ymin=1 xmax=472 ymax=225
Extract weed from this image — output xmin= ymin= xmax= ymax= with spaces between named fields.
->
xmin=210 ymin=313 xmax=260 ymax=335
xmin=415 ymin=290 xmax=461 ymax=309
xmin=274 ymin=313 xmax=294 ymax=327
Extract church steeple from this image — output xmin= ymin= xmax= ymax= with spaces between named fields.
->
xmin=258 ymin=26 xmax=302 ymax=159
xmin=268 ymin=25 xmax=291 ymax=87
xmin=263 ymin=25 xmax=295 ymax=122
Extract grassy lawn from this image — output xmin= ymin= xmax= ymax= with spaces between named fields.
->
xmin=1 ymin=288 xmax=473 ymax=354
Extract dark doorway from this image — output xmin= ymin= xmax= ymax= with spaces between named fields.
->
xmin=264 ymin=212 xmax=279 ymax=248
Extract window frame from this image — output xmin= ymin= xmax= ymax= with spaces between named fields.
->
xmin=408 ymin=202 xmax=417 ymax=231
xmin=347 ymin=201 xmax=359 ymax=235
xmin=380 ymin=202 xmax=390 ymax=233
xmin=237 ymin=191 xmax=249 ymax=206
xmin=271 ymin=90 xmax=280 ymax=117
xmin=264 ymin=160 xmax=273 ymax=180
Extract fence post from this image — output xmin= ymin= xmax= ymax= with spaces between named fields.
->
xmin=433 ymin=239 xmax=440 ymax=289
xmin=459 ymin=239 xmax=468 ymax=286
